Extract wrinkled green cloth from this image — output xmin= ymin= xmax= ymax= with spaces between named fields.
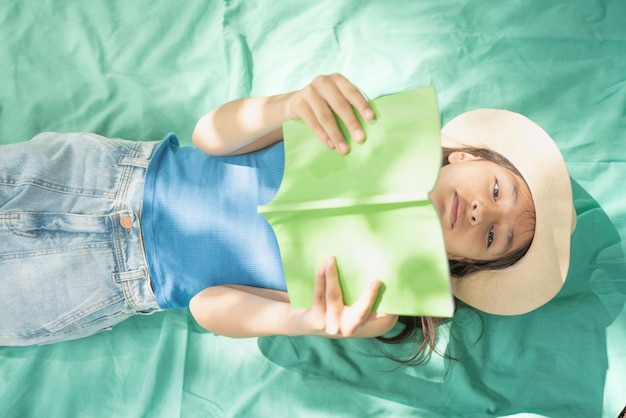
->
xmin=1 ymin=1 xmax=625 ymax=417
xmin=260 ymin=86 xmax=453 ymax=316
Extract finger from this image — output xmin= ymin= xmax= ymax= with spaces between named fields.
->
xmin=320 ymin=78 xmax=367 ymax=145
xmin=356 ymin=279 xmax=381 ymax=312
xmin=325 ymin=93 xmax=365 ymax=146
xmin=297 ymin=85 xmax=347 ymax=153
xmin=311 ymin=266 xmax=326 ymax=317
xmin=324 ymin=255 xmax=343 ymax=335
xmin=340 ymin=279 xmax=381 ymax=335
xmin=372 ymin=312 xmax=396 ymax=321
xmin=308 ymin=87 xmax=351 ymax=154
xmin=332 ymin=74 xmax=375 ymax=135
xmin=331 ymin=74 xmax=374 ymax=119
xmin=297 ymin=104 xmax=335 ymax=150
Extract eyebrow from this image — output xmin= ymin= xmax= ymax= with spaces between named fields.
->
xmin=508 ymin=172 xmax=519 ymax=204
xmin=498 ymin=173 xmax=519 ymax=256
xmin=499 ymin=231 xmax=514 ymax=256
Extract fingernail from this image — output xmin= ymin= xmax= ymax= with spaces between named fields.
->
xmin=353 ymin=129 xmax=364 ymax=142
xmin=325 ymin=255 xmax=334 ymax=266
xmin=370 ymin=280 xmax=380 ymax=290
xmin=326 ymin=139 xmax=334 ymax=149
xmin=364 ymin=108 xmax=374 ymax=119
xmin=338 ymin=142 xmax=349 ymax=154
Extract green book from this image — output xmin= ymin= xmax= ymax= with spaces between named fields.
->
xmin=258 ymin=86 xmax=453 ymax=317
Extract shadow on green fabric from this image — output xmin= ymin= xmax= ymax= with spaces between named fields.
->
xmin=257 ymin=180 xmax=626 ymax=415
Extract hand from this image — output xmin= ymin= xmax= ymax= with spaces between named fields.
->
xmin=293 ymin=255 xmax=390 ymax=338
xmin=285 ymin=74 xmax=375 ymax=155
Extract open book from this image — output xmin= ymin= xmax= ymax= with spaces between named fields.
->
xmin=258 ymin=86 xmax=453 ymax=317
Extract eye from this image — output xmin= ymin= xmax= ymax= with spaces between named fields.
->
xmin=492 ymin=179 xmax=500 ymax=200
xmin=487 ymin=228 xmax=495 ymax=248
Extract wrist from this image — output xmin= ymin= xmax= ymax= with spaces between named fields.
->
xmin=286 ymin=308 xmax=309 ymax=337
xmin=274 ymin=91 xmax=298 ymax=122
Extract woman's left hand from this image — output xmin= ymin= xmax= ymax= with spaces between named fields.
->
xmin=291 ymin=255 xmax=397 ymax=338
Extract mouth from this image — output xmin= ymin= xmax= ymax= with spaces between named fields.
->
xmin=450 ymin=193 xmax=461 ymax=229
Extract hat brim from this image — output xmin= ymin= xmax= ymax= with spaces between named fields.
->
xmin=441 ymin=109 xmax=575 ymax=315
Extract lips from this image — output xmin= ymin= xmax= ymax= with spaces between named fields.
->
xmin=450 ymin=193 xmax=462 ymax=229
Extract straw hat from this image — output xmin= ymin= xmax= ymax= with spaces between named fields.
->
xmin=441 ymin=109 xmax=576 ymax=315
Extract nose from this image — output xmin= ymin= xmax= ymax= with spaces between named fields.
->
xmin=469 ymin=199 xmax=496 ymax=225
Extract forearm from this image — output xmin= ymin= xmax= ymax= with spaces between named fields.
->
xmin=189 ymin=285 xmax=299 ymax=338
xmin=188 ymin=284 xmax=398 ymax=339
xmin=192 ymin=92 xmax=293 ymax=156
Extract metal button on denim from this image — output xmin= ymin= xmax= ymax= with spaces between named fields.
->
xmin=120 ymin=215 xmax=133 ymax=229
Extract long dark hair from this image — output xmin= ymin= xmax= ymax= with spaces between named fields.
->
xmin=377 ymin=147 xmax=535 ymax=365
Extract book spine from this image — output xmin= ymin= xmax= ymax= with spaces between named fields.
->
xmin=258 ymin=192 xmax=431 ymax=214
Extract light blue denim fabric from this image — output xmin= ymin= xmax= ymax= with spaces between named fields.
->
xmin=0 ymin=133 xmax=161 ymax=346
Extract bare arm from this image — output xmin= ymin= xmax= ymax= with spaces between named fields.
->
xmin=192 ymin=74 xmax=375 ymax=156
xmin=189 ymin=256 xmax=399 ymax=339
xmin=192 ymin=93 xmax=289 ymax=156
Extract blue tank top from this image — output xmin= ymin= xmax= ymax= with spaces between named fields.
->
xmin=141 ymin=133 xmax=286 ymax=309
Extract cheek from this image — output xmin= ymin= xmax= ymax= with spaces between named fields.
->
xmin=442 ymin=228 xmax=482 ymax=260
xmin=441 ymin=229 xmax=463 ymax=257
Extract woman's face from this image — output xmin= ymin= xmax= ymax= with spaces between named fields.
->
xmin=429 ymin=151 xmax=535 ymax=262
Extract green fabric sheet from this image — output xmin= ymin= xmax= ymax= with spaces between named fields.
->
xmin=260 ymin=86 xmax=452 ymax=317
xmin=1 ymin=1 xmax=625 ymax=417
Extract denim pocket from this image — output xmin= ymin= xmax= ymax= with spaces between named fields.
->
xmin=4 ymin=212 xmax=112 ymax=237
xmin=0 ymin=211 xmax=131 ymax=345
xmin=0 ymin=212 xmax=114 ymax=262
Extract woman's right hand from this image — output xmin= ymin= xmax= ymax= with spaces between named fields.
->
xmin=285 ymin=74 xmax=375 ymax=155
xmin=193 ymin=73 xmax=374 ymax=156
